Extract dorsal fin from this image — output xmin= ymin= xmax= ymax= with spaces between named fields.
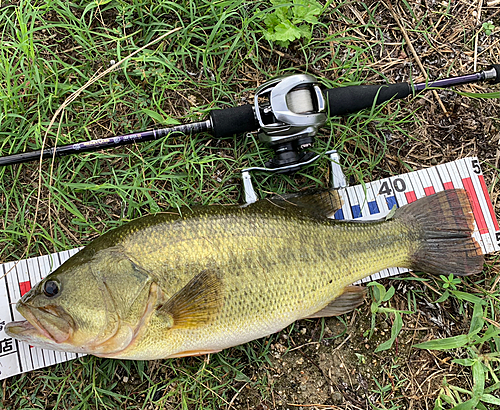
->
xmin=267 ymin=188 xmax=343 ymax=218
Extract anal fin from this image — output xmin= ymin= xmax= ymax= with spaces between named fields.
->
xmin=306 ymin=286 xmax=366 ymax=318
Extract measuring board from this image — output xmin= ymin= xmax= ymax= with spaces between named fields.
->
xmin=0 ymin=156 xmax=498 ymax=380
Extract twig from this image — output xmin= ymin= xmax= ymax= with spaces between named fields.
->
xmin=408 ymin=271 xmax=440 ymax=294
xmin=474 ymin=0 xmax=483 ymax=72
xmin=259 ymin=45 xmax=323 ymax=76
xmin=348 ymin=4 xmax=375 ymax=38
xmin=227 ymin=382 xmax=248 ymax=409
xmin=333 ymin=333 xmax=351 ymax=352
xmin=288 ymin=341 xmax=320 ymax=352
xmin=335 ymin=351 xmax=353 ymax=388
xmin=490 ymin=272 xmax=500 ymax=292
xmin=484 ymin=316 xmax=500 ymax=329
xmin=384 ymin=0 xmax=448 ymax=115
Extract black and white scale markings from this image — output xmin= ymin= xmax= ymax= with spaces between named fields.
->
xmin=0 ymin=157 xmax=498 ymax=380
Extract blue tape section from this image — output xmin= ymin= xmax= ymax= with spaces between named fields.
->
xmin=368 ymin=201 xmax=379 ymax=215
xmin=352 ymin=205 xmax=362 ymax=219
xmin=386 ymin=196 xmax=398 ymax=210
xmin=334 ymin=209 xmax=344 ymax=220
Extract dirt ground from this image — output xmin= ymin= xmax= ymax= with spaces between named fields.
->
xmin=233 ymin=282 xmax=484 ymax=409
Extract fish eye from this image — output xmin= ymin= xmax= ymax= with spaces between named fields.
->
xmin=43 ymin=280 xmax=60 ymax=298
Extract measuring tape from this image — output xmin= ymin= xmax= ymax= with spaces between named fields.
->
xmin=0 ymin=156 xmax=498 ymax=380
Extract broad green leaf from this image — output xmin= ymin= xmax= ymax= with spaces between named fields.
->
xmin=382 ymin=286 xmax=395 ymax=302
xmin=441 ymin=392 xmax=455 ymax=405
xmin=469 ymin=303 xmax=485 ymax=335
xmin=264 ymin=12 xmax=280 ymax=29
xmin=234 ymin=371 xmax=251 ymax=382
xmin=414 ymin=334 xmax=469 ymax=350
xmin=297 ymin=24 xmax=312 ymax=41
xmin=471 ymin=360 xmax=485 ymax=397
xmin=435 ymin=290 xmax=450 ymax=303
xmin=481 ymin=394 xmax=500 ymax=405
xmin=378 ymin=307 xmax=413 ymax=315
xmin=368 ymin=282 xmax=385 ymax=302
xmin=270 ymin=1 xmax=290 ymax=21
xmin=452 ymin=358 xmax=475 ymax=366
xmin=484 ymin=381 xmax=500 ymax=393
xmin=474 ymin=324 xmax=500 ymax=344
xmin=263 ymin=29 xmax=278 ymax=42
xmin=274 ymin=20 xmax=302 ymax=42
xmin=451 ymin=290 xmax=486 ymax=306
xmin=140 ymin=108 xmax=179 ymax=125
xmin=141 ymin=108 xmax=165 ymax=123
xmin=293 ymin=0 xmax=321 ymax=23
xmin=450 ymin=398 xmax=478 ymax=410
xmin=375 ymin=312 xmax=403 ymax=352
xmin=374 ymin=338 xmax=394 ymax=352
xmin=433 ymin=396 xmax=443 ymax=410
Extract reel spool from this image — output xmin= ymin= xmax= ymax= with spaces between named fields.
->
xmin=253 ymin=74 xmax=327 ymax=172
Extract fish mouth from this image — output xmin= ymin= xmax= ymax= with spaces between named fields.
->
xmin=5 ymin=302 xmax=73 ymax=344
xmin=4 ymin=320 xmax=48 ymax=341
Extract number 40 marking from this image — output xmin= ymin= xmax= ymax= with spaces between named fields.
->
xmin=378 ymin=178 xmax=407 ymax=196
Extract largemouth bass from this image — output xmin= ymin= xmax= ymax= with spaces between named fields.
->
xmin=6 ymin=189 xmax=483 ymax=359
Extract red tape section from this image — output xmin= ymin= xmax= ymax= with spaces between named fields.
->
xmin=19 ymin=281 xmax=31 ymax=297
xmin=462 ymin=177 xmax=488 ymax=234
xmin=405 ymin=191 xmax=417 ymax=203
xmin=479 ymin=175 xmax=500 ymax=230
xmin=424 ymin=186 xmax=435 ymax=196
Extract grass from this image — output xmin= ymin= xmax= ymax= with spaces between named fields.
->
xmin=1 ymin=0 xmax=499 ymax=409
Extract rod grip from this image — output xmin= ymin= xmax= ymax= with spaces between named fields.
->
xmin=490 ymin=64 xmax=500 ymax=84
xmin=325 ymin=83 xmax=411 ymax=116
xmin=210 ymin=104 xmax=258 ymax=138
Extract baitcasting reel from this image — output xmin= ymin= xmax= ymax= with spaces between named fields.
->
xmin=243 ymin=74 xmax=337 ymax=204
xmin=253 ymin=74 xmax=326 ymax=171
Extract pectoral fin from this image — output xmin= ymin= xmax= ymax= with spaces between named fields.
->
xmin=156 ymin=269 xmax=223 ymax=329
xmin=307 ymin=285 xmax=366 ymax=318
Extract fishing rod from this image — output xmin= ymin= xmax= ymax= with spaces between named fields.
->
xmin=0 ymin=65 xmax=498 ymax=171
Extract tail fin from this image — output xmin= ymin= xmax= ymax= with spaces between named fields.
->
xmin=394 ymin=189 xmax=484 ymax=276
